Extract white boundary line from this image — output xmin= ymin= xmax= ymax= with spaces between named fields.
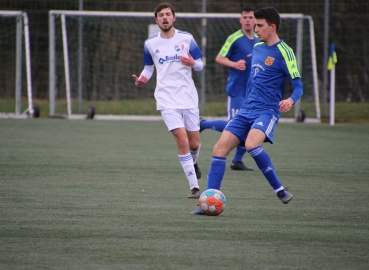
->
xmin=0 ymin=111 xmax=319 ymax=122
xmin=66 ymin=114 xmax=319 ymax=123
xmin=0 ymin=113 xmax=320 ymax=123
xmin=0 ymin=113 xmax=30 ymax=119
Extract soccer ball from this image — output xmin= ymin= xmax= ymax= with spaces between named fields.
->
xmin=198 ymin=189 xmax=226 ymax=216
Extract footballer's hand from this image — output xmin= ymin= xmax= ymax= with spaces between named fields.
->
xmin=132 ymin=74 xmax=148 ymax=87
xmin=279 ymin=98 xmax=294 ymax=113
xmin=179 ymin=53 xmax=195 ymax=67
xmin=234 ymin=60 xmax=246 ymax=70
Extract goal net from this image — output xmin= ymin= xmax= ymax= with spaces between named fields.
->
xmin=49 ymin=11 xmax=320 ymax=122
xmin=0 ymin=11 xmax=34 ymax=118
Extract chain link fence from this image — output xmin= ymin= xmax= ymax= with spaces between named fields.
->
xmin=1 ymin=0 xmax=368 ymax=108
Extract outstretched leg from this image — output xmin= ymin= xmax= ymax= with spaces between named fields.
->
xmin=199 ymin=119 xmax=227 ymax=132
xmin=246 ymin=128 xmax=293 ymax=204
xmin=191 ymin=130 xmax=239 ymax=214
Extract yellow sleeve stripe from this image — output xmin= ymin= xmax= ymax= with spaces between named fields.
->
xmin=218 ymin=30 xmax=243 ymax=57
xmin=254 ymin=42 xmax=264 ymax=47
xmin=277 ymin=42 xmax=301 ymax=79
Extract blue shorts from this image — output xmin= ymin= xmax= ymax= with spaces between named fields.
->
xmin=227 ymin=96 xmax=244 ymax=121
xmin=225 ymin=111 xmax=279 ymax=145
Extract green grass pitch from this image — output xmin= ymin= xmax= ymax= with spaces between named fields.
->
xmin=1 ymin=119 xmax=368 ymax=269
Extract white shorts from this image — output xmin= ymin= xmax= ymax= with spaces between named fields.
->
xmin=161 ymin=108 xmax=200 ymax=132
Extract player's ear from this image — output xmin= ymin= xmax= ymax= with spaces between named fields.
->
xmin=271 ymin=23 xmax=277 ymax=32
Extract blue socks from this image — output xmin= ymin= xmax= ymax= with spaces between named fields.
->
xmin=207 ymin=147 xmax=283 ymax=192
xmin=232 ymin=146 xmax=247 ymax=163
xmin=247 ymin=146 xmax=282 ymax=190
xmin=200 ymin=119 xmax=227 ymax=132
xmin=207 ymin=156 xmax=226 ymax=190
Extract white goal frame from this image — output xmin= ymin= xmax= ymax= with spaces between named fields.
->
xmin=0 ymin=11 xmax=34 ymax=118
xmin=49 ymin=10 xmax=320 ymax=122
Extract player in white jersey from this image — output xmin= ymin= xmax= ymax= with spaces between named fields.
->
xmin=132 ymin=2 xmax=204 ymax=198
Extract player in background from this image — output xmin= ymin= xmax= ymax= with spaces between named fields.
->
xmin=192 ymin=7 xmax=303 ymax=214
xmin=200 ymin=7 xmax=259 ymax=171
xmin=132 ymin=2 xmax=204 ymax=198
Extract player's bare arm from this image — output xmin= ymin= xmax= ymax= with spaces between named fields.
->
xmin=215 ymin=54 xmax=246 ymax=70
xmin=279 ymin=97 xmax=294 ymax=113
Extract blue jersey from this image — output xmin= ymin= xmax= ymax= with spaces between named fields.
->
xmin=241 ymin=40 xmax=303 ymax=118
xmin=218 ymin=30 xmax=259 ymax=98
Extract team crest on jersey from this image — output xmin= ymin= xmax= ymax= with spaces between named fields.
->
xmin=265 ymin=56 xmax=275 ymax=66
xmin=174 ymin=44 xmax=185 ymax=51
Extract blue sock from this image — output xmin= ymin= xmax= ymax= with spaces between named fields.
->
xmin=207 ymin=156 xmax=227 ymax=190
xmin=200 ymin=120 xmax=227 ymax=132
xmin=232 ymin=146 xmax=246 ymax=163
xmin=248 ymin=146 xmax=282 ymax=190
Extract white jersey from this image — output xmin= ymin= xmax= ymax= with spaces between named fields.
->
xmin=143 ymin=29 xmax=203 ymax=110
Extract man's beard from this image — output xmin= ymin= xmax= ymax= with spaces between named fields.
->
xmin=159 ymin=24 xmax=173 ymax=32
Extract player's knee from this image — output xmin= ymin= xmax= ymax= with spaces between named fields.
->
xmin=245 ymin=141 xmax=258 ymax=151
xmin=188 ymin=136 xmax=200 ymax=150
xmin=212 ymin=143 xmax=221 ymax=156
xmin=189 ymin=141 xmax=200 ymax=151
xmin=212 ymin=142 xmax=229 ymax=157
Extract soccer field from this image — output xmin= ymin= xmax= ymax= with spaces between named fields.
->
xmin=1 ymin=119 xmax=368 ymax=269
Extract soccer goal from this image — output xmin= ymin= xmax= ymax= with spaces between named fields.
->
xmin=0 ymin=11 xmax=34 ymax=118
xmin=49 ymin=11 xmax=320 ymax=122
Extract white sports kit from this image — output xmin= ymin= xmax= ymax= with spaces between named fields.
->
xmin=141 ymin=29 xmax=204 ymax=111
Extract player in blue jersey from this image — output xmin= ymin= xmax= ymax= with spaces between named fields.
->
xmin=200 ymin=7 xmax=259 ymax=171
xmin=132 ymin=3 xmax=204 ymax=198
xmin=192 ymin=7 xmax=303 ymax=214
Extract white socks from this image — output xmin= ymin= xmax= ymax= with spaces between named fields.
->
xmin=178 ymin=153 xmax=199 ymax=190
xmin=190 ymin=143 xmax=201 ymax=164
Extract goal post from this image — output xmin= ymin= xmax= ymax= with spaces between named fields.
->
xmin=0 ymin=11 xmax=34 ymax=118
xmin=49 ymin=10 xmax=320 ymax=122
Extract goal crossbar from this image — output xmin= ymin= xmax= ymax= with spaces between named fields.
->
xmin=50 ymin=10 xmax=306 ymax=19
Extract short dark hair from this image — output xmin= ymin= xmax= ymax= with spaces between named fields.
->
xmin=254 ymin=7 xmax=281 ymax=32
xmin=242 ymin=6 xmax=255 ymax=14
xmin=154 ymin=2 xmax=175 ymax=18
